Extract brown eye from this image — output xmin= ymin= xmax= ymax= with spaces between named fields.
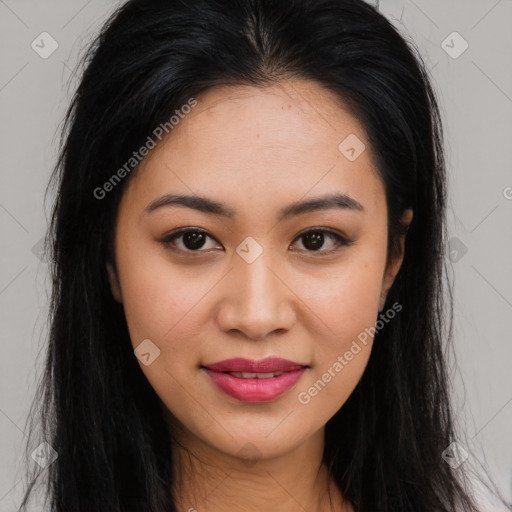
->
xmin=162 ymin=228 xmax=221 ymax=253
xmin=180 ymin=231 xmax=207 ymax=250
xmin=291 ymin=228 xmax=353 ymax=255
xmin=302 ymin=230 xmax=326 ymax=251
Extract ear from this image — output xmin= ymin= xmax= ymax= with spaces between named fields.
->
xmin=107 ymin=262 xmax=123 ymax=303
xmin=379 ymin=208 xmax=413 ymax=312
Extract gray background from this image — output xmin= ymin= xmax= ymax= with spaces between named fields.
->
xmin=0 ymin=0 xmax=511 ymax=510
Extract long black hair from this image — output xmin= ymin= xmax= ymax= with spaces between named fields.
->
xmin=17 ymin=0 xmax=509 ymax=510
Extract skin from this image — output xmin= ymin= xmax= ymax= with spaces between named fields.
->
xmin=107 ymin=79 xmax=413 ymax=512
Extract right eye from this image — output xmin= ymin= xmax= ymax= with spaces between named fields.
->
xmin=161 ymin=228 xmax=223 ymax=254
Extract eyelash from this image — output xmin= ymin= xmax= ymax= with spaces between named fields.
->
xmin=161 ymin=227 xmax=353 ymax=256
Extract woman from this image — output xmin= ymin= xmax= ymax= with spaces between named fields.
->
xmin=18 ymin=0 xmax=510 ymax=510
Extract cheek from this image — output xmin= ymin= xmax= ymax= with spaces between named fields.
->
xmin=297 ymin=248 xmax=385 ymax=353
xmin=292 ymin=249 xmax=385 ymax=416
xmin=115 ymin=251 xmax=210 ymax=416
xmin=116 ymin=242 xmax=210 ymax=347
xmin=312 ymin=264 xmax=381 ymax=330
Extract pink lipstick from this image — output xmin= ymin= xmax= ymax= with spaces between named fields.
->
xmin=201 ymin=357 xmax=308 ymax=403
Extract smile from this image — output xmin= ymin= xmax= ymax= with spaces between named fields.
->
xmin=201 ymin=357 xmax=309 ymax=403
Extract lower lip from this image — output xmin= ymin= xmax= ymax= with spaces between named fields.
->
xmin=203 ymin=368 xmax=307 ymax=403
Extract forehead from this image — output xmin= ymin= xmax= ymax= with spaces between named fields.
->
xmin=121 ymin=80 xmax=386 ymax=219
xmin=167 ymin=80 xmax=369 ymax=159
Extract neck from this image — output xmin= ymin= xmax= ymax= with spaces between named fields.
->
xmin=169 ymin=424 xmax=350 ymax=512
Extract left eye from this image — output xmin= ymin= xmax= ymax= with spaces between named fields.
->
xmin=161 ymin=228 xmax=352 ymax=255
xmin=290 ymin=228 xmax=353 ymax=255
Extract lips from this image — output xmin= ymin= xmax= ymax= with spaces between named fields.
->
xmin=201 ymin=357 xmax=309 ymax=403
xmin=203 ymin=357 xmax=306 ymax=373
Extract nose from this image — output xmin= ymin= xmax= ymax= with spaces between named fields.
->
xmin=215 ymin=247 xmax=296 ymax=341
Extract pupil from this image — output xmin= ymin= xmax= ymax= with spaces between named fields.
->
xmin=303 ymin=231 xmax=324 ymax=251
xmin=183 ymin=231 xmax=206 ymax=250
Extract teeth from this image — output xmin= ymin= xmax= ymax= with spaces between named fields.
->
xmin=240 ymin=372 xmax=258 ymax=378
xmin=228 ymin=371 xmax=283 ymax=379
xmin=255 ymin=372 xmax=278 ymax=379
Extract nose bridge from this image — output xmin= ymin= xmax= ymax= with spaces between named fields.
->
xmin=238 ymin=246 xmax=278 ymax=303
xmin=217 ymin=239 xmax=295 ymax=340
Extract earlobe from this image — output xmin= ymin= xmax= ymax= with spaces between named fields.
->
xmin=107 ymin=262 xmax=123 ymax=303
xmin=379 ymin=251 xmax=403 ymax=312
xmin=379 ymin=208 xmax=414 ymax=312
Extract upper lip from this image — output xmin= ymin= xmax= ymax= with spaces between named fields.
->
xmin=202 ymin=357 xmax=308 ymax=373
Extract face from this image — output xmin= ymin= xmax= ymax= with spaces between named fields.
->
xmin=108 ymin=79 xmax=412 ymax=462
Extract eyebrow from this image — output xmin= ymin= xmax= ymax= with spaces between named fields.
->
xmin=144 ymin=192 xmax=364 ymax=221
